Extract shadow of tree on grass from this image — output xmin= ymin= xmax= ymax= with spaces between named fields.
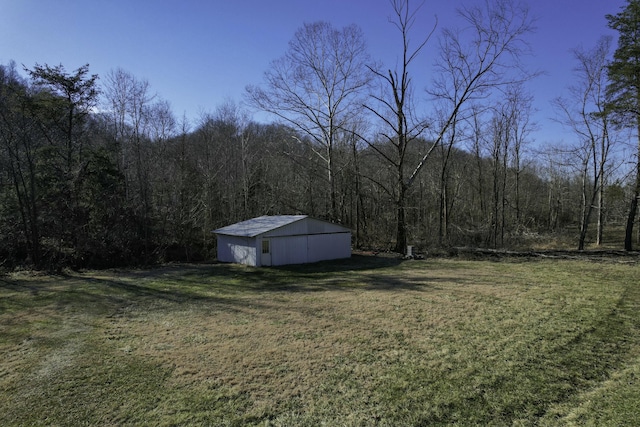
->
xmin=1 ymin=254 xmax=440 ymax=319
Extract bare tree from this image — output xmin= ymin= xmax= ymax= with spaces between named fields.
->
xmin=103 ymin=68 xmax=155 ymax=201
xmin=102 ymin=68 xmax=161 ymax=259
xmin=508 ymin=85 xmax=535 ymax=229
xmin=219 ymin=101 xmax=258 ymax=218
xmin=366 ymin=0 xmax=535 ymax=252
xmin=364 ymin=0 xmax=436 ymax=253
xmin=488 ymin=83 xmax=535 ymax=247
xmin=246 ymin=21 xmax=373 ymax=221
xmin=553 ymin=37 xmax=616 ymax=249
xmin=468 ymin=104 xmax=490 ymax=232
xmin=413 ymin=0 xmax=536 ymax=181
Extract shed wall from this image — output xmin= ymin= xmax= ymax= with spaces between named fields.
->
xmin=216 ymin=217 xmax=351 ymax=266
xmin=217 ymin=235 xmax=257 ymax=266
xmin=308 ymin=232 xmax=351 ymax=262
xmin=269 ymin=235 xmax=309 ymax=266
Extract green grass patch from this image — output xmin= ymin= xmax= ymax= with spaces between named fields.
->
xmin=1 ymin=257 xmax=639 ymax=425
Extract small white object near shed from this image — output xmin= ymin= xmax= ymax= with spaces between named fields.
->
xmin=213 ymin=215 xmax=351 ymax=266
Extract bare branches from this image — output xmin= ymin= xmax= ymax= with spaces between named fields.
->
xmin=246 ymin=21 xmax=374 ymax=219
xmin=551 ymin=36 xmax=618 ymax=249
xmin=365 ymin=0 xmax=437 ymax=147
xmin=407 ymin=0 xmax=537 ymax=188
xmin=246 ymin=21 xmax=373 ymax=143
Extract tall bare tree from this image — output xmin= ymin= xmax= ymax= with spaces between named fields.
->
xmin=246 ymin=21 xmax=373 ymax=221
xmin=364 ymin=0 xmax=435 ymax=253
xmin=367 ymin=0 xmax=535 ymax=252
xmin=488 ymin=83 xmax=535 ymax=247
xmin=554 ymin=37 xmax=616 ymax=249
xmin=103 ymin=68 xmax=157 ymax=255
xmin=416 ymin=0 xmax=536 ymax=185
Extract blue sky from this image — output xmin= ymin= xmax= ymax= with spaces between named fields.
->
xmin=0 ymin=0 xmax=625 ymax=146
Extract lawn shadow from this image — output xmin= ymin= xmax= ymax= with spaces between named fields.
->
xmin=158 ymin=254 xmax=408 ymax=293
xmin=0 ymin=255 xmax=444 ymax=318
xmin=79 ymin=274 xmax=262 ymax=315
xmin=271 ymin=254 xmax=404 ymax=274
xmin=0 ymin=271 xmax=260 ymax=318
xmin=0 ymin=278 xmax=42 ymax=295
xmin=180 ymin=254 xmax=452 ymax=293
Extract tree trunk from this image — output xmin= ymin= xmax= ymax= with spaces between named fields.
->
xmin=596 ymin=152 xmax=604 ymax=246
xmin=624 ymin=126 xmax=640 ymax=251
xmin=439 ymin=180 xmax=448 ymax=247
xmin=351 ymin=139 xmax=364 ymax=248
xmin=578 ymin=161 xmax=589 ymax=251
xmin=578 ymin=205 xmax=594 ymax=251
xmin=624 ymin=191 xmax=638 ymax=251
xmin=395 ymin=175 xmax=407 ymax=254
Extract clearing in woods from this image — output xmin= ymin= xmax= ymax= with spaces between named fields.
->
xmin=0 ymin=255 xmax=639 ymax=425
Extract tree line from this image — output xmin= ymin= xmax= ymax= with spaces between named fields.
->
xmin=1 ymin=0 xmax=639 ymax=270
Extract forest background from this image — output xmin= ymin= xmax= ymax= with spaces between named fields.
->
xmin=1 ymin=0 xmax=638 ymax=270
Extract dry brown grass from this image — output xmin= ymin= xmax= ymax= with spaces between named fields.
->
xmin=1 ymin=257 xmax=639 ymax=425
xmin=98 ymin=272 xmax=453 ymax=417
xmin=83 ymin=260 xmax=631 ymax=421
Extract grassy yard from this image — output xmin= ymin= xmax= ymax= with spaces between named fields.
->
xmin=1 ymin=256 xmax=639 ymax=426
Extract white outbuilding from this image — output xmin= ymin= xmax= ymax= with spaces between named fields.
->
xmin=213 ymin=215 xmax=351 ymax=266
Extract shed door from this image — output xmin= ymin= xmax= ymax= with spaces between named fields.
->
xmin=261 ymin=239 xmax=271 ymax=266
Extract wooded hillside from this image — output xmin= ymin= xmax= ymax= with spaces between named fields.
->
xmin=1 ymin=0 xmax=638 ymax=270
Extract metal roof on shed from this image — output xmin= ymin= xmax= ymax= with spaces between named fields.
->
xmin=213 ymin=215 xmax=309 ymax=237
